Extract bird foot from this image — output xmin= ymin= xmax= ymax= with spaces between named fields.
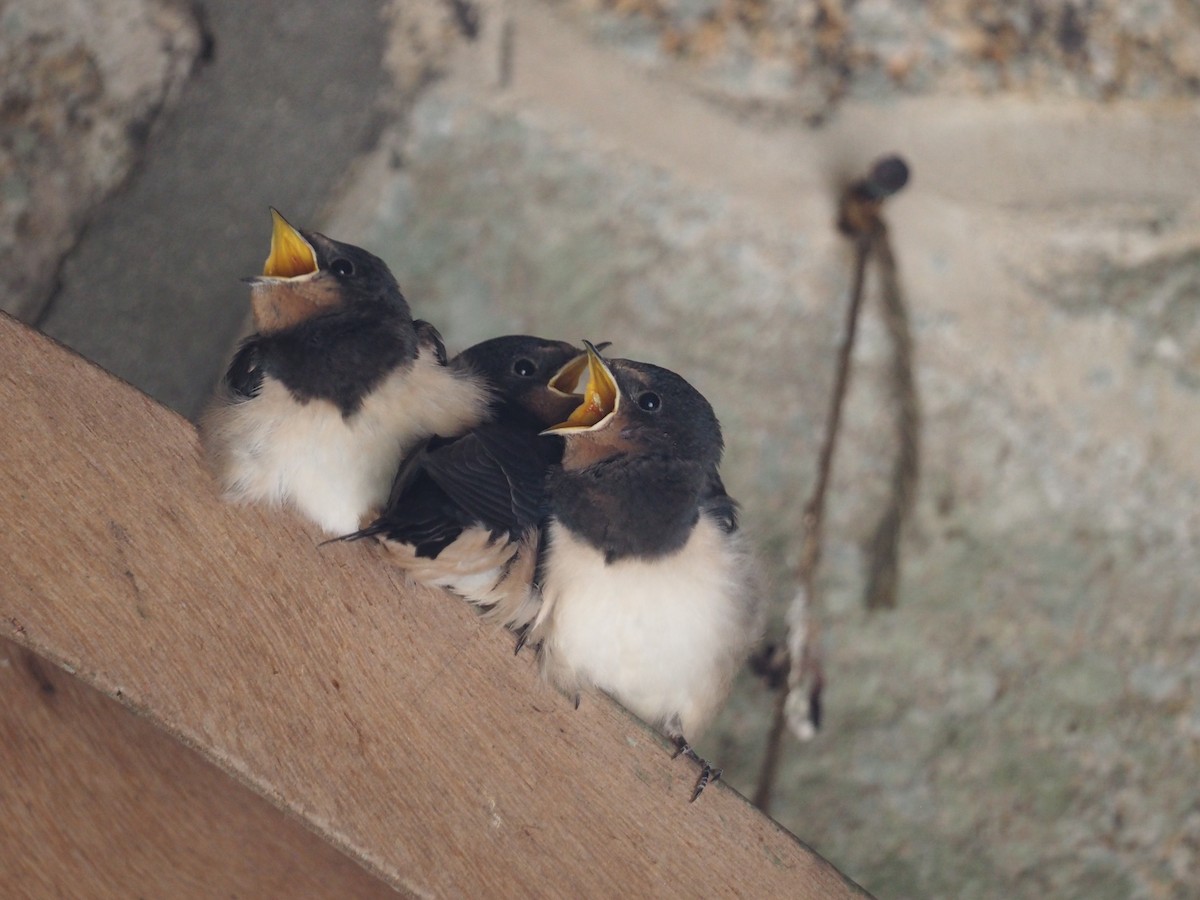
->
xmin=672 ymin=736 xmax=722 ymax=802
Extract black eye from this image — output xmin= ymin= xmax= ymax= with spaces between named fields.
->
xmin=513 ymin=358 xmax=537 ymax=377
xmin=330 ymin=258 xmax=354 ymax=277
xmin=637 ymin=391 xmax=661 ymax=412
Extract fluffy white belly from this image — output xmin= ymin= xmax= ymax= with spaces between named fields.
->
xmin=203 ymin=351 xmax=485 ymax=535
xmin=536 ymin=516 xmax=750 ymax=738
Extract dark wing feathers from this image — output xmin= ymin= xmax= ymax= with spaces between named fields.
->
xmin=367 ymin=423 xmax=552 ymax=559
xmin=421 ymin=424 xmax=549 ymax=532
xmin=225 ymin=339 xmax=265 ymax=400
xmin=413 ymin=319 xmax=448 ymax=366
xmin=699 ymin=468 xmax=739 ymax=534
xmin=381 ymin=433 xmax=457 ymax=511
xmin=381 ymin=476 xmax=469 ymax=558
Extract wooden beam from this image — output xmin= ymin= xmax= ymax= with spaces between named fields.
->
xmin=0 ymin=314 xmax=867 ymax=898
xmin=0 ymin=638 xmax=400 ymax=897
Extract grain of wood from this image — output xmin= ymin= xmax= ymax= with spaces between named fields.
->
xmin=0 ymin=314 xmax=868 ymax=898
xmin=0 ymin=638 xmax=401 ymax=897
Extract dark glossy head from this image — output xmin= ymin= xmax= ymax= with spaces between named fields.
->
xmin=455 ymin=335 xmax=598 ymax=428
xmin=231 ymin=211 xmax=420 ymax=415
xmin=545 ymin=343 xmax=723 ymax=470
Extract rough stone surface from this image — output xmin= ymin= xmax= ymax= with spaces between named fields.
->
xmin=556 ymin=0 xmax=1200 ymax=121
xmin=36 ymin=0 xmax=396 ymax=418
xmin=0 ymin=0 xmax=200 ymax=320
xmin=320 ymin=3 xmax=1200 ymax=897
xmin=15 ymin=0 xmax=1200 ymax=896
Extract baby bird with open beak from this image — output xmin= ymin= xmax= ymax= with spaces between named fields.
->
xmin=532 ymin=343 xmax=762 ymax=801
xmin=200 ymin=211 xmax=487 ymax=535
xmin=347 ymin=335 xmax=594 ymax=633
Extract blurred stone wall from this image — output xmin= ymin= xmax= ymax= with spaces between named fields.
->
xmin=9 ymin=0 xmax=1199 ymax=896
xmin=325 ymin=1 xmax=1200 ymax=897
xmin=0 ymin=0 xmax=201 ymax=321
xmin=556 ymin=0 xmax=1200 ymax=120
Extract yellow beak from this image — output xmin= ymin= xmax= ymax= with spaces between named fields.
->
xmin=546 ymin=341 xmax=613 ymax=396
xmin=547 ymin=354 xmax=588 ymax=396
xmin=541 ymin=342 xmax=619 ymax=434
xmin=263 ymin=209 xmax=318 ymax=278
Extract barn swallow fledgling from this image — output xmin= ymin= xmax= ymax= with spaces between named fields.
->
xmin=531 ymin=343 xmax=761 ymax=801
xmin=200 ymin=211 xmax=488 ymax=535
xmin=346 ymin=335 xmax=594 ymax=632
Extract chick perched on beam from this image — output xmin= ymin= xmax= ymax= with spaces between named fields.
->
xmin=201 ymin=211 xmax=487 ymax=535
xmin=347 ymin=336 xmax=598 ymax=633
xmin=532 ymin=344 xmax=762 ymax=801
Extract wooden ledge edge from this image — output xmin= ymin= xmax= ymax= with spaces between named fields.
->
xmin=0 ymin=313 xmax=870 ymax=898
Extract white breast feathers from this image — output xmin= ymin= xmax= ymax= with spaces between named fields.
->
xmin=533 ymin=515 xmax=757 ymax=740
xmin=201 ymin=348 xmax=488 ymax=535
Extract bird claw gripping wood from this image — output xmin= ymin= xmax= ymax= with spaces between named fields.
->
xmin=673 ymin=737 xmax=722 ymax=803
